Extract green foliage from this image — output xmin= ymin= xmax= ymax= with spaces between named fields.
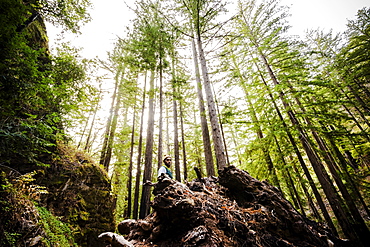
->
xmin=0 ymin=171 xmax=44 ymax=247
xmin=28 ymin=0 xmax=92 ymax=34
xmin=0 ymin=1 xmax=97 ymax=168
xmin=122 ymin=1 xmax=175 ymax=72
xmin=37 ymin=206 xmax=78 ymax=247
xmin=111 ymin=162 xmax=130 ymax=221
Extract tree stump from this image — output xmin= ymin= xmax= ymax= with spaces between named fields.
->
xmin=99 ymin=166 xmax=352 ymax=247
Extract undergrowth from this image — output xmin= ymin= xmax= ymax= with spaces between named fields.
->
xmin=37 ymin=206 xmax=78 ymax=247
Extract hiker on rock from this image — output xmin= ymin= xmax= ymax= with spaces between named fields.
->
xmin=158 ymin=155 xmax=173 ymax=179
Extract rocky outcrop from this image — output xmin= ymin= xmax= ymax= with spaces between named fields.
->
xmin=36 ymin=146 xmax=116 ymax=247
xmin=0 ymin=144 xmax=116 ymax=247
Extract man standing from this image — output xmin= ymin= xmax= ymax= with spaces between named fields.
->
xmin=158 ymin=155 xmax=173 ymax=179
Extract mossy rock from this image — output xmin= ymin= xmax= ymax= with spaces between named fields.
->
xmin=34 ymin=146 xmax=115 ymax=247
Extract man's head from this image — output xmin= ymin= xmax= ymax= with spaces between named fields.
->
xmin=163 ymin=155 xmax=172 ymax=167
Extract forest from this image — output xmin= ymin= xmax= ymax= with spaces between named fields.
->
xmin=0 ymin=0 xmax=369 ymax=246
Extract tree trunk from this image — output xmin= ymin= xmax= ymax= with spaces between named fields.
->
xmin=260 ymin=52 xmax=365 ymax=245
xmin=165 ymin=100 xmax=171 ymax=155
xmin=100 ymin=70 xmax=120 ymax=166
xmin=233 ymin=54 xmax=281 ymax=190
xmin=84 ymin=97 xmax=100 ymax=152
xmin=195 ymin=32 xmax=226 ymax=171
xmin=127 ymin=100 xmax=137 ymax=219
xmin=213 ymin=89 xmax=230 ymax=167
xmin=179 ymin=100 xmax=188 ymax=181
xmin=77 ymin=109 xmax=92 ymax=149
xmin=258 ymin=69 xmax=337 ymax=234
xmin=191 ymin=36 xmax=215 ymax=177
xmin=103 ymin=78 xmax=124 ymax=171
xmin=139 ymin=71 xmax=156 ymax=219
xmin=291 ymin=86 xmax=370 ymax=241
xmin=133 ymin=73 xmax=147 ymax=220
xmin=172 ymin=86 xmax=181 ymax=182
xmin=157 ymin=58 xmax=164 ymax=171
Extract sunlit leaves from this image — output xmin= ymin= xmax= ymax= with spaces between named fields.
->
xmin=35 ymin=0 xmax=92 ymax=33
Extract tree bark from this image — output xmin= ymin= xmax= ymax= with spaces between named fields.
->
xmin=191 ymin=36 xmax=215 ymax=177
xmin=259 ymin=70 xmax=337 ymax=234
xmin=179 ymin=100 xmax=188 ymax=180
xmin=172 ymin=86 xmax=181 ymax=181
xmin=127 ymin=100 xmax=137 ymax=219
xmin=291 ymin=86 xmax=370 ymax=241
xmin=100 ymin=70 xmax=120 ymax=166
xmin=139 ymin=71 xmax=155 ymax=219
xmin=195 ymin=32 xmax=226 ymax=171
xmin=133 ymin=73 xmax=147 ymax=220
xmin=157 ymin=58 xmax=164 ymax=171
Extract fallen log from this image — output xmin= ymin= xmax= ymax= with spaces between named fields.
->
xmin=98 ymin=232 xmax=133 ymax=247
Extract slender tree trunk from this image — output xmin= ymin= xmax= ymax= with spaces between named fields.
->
xmin=232 ymin=53 xmax=280 ymax=190
xmin=103 ymin=78 xmax=124 ymax=171
xmin=213 ymin=88 xmax=230 ymax=167
xmin=157 ymin=58 xmax=164 ymax=171
xmin=191 ymin=36 xmax=215 ymax=177
xmin=341 ymin=92 xmax=370 ymax=139
xmin=139 ymin=70 xmax=156 ymax=219
xmin=260 ymin=52 xmax=366 ymax=244
xmin=127 ymin=98 xmax=137 ymax=219
xmin=179 ymin=100 xmax=188 ymax=180
xmin=291 ymin=87 xmax=370 ymax=240
xmin=100 ymin=70 xmax=120 ymax=166
xmin=165 ymin=99 xmax=171 ymax=155
xmin=230 ymin=127 xmax=243 ymax=166
xmin=346 ymin=83 xmax=370 ymax=114
xmin=172 ymin=85 xmax=181 ymax=181
xmin=258 ymin=69 xmax=336 ymax=234
xmin=77 ymin=110 xmax=92 ymax=149
xmin=133 ymin=72 xmax=145 ymax=219
xmin=324 ymin=126 xmax=370 ymax=217
xmin=195 ymin=33 xmax=226 ymax=170
xmin=84 ymin=99 xmax=99 ymax=152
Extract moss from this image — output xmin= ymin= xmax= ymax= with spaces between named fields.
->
xmin=37 ymin=206 xmax=78 ymax=247
xmin=33 ymin=143 xmax=115 ymax=246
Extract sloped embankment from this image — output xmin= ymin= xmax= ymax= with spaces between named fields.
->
xmin=0 ymin=144 xmax=115 ymax=247
xmin=36 ymin=145 xmax=116 ymax=246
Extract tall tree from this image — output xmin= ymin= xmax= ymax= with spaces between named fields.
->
xmin=133 ymin=73 xmax=147 ymax=220
xmin=190 ymin=35 xmax=215 ymax=176
xmin=140 ymin=70 xmax=156 ymax=219
xmin=183 ymin=0 xmax=228 ymax=170
xmin=235 ymin=0 xmax=369 ymax=244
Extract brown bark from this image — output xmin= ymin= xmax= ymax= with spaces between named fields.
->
xmin=172 ymin=89 xmax=181 ymax=182
xmin=291 ymin=87 xmax=370 ymax=242
xmin=139 ymin=70 xmax=155 ymax=219
xmin=127 ymin=101 xmax=137 ymax=219
xmin=157 ymin=59 xmax=164 ymax=171
xmin=179 ymin=100 xmax=188 ymax=180
xmin=195 ymin=33 xmax=227 ymax=170
xmin=260 ymin=72 xmax=337 ymax=234
xmin=191 ymin=36 xmax=215 ymax=177
xmin=133 ymin=73 xmax=147 ymax=220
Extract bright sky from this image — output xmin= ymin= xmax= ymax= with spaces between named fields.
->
xmin=46 ymin=0 xmax=369 ymax=60
xmin=281 ymin=0 xmax=369 ymax=36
